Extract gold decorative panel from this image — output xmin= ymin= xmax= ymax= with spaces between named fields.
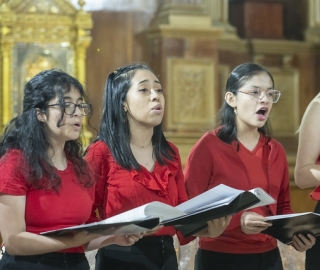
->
xmin=12 ymin=43 xmax=74 ymax=116
xmin=268 ymin=68 xmax=300 ymax=137
xmin=166 ymin=58 xmax=216 ymax=131
xmin=0 ymin=0 xmax=92 ymax=140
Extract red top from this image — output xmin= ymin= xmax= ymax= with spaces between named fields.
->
xmin=85 ymin=140 xmax=190 ymax=243
xmin=0 ymin=149 xmax=95 ymax=253
xmin=309 ymin=157 xmax=320 ymax=200
xmin=184 ymin=131 xmax=293 ymax=254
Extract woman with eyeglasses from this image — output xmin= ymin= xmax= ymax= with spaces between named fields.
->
xmin=184 ymin=63 xmax=315 ymax=270
xmin=295 ymin=92 xmax=320 ymax=270
xmin=0 ymin=69 xmax=142 ymax=270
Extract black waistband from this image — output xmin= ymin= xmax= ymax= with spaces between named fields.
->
xmin=135 ymin=235 xmax=173 ymax=246
xmin=4 ymin=251 xmax=86 ymax=261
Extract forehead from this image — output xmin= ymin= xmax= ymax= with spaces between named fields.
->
xmin=131 ymin=69 xmax=159 ymax=83
xmin=53 ymin=85 xmax=82 ymax=101
xmin=241 ymin=72 xmax=273 ymax=88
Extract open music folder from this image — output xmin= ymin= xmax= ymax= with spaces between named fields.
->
xmin=167 ymin=184 xmax=276 ymax=236
xmin=261 ymin=212 xmax=320 ymax=244
xmin=41 ymin=184 xmax=276 ymax=237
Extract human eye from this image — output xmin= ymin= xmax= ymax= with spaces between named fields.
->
xmin=155 ymin=88 xmax=163 ymax=94
xmin=266 ymin=90 xmax=275 ymax=97
xmin=64 ymin=102 xmax=73 ymax=108
xmin=139 ymin=88 xmax=148 ymax=93
xmin=249 ymin=89 xmax=259 ymax=96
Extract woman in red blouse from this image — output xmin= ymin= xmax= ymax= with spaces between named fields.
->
xmin=85 ymin=63 xmax=231 ymax=270
xmin=0 ymin=69 xmax=142 ymax=270
xmin=184 ymin=63 xmax=315 ymax=270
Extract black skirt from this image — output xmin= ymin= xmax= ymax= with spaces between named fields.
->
xmin=0 ymin=251 xmax=89 ymax=270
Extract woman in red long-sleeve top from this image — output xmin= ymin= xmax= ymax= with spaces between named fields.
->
xmin=184 ymin=63 xmax=315 ymax=270
xmin=85 ymin=63 xmax=231 ymax=270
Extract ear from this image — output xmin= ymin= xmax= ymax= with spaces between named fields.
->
xmin=122 ymin=101 xmax=128 ymax=113
xmin=36 ymin=108 xmax=47 ymax=123
xmin=225 ymin=91 xmax=237 ymax=108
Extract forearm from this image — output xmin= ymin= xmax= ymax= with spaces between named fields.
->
xmin=85 ymin=235 xmax=114 ymax=251
xmin=4 ymin=231 xmax=95 ymax=256
xmin=295 ymin=165 xmax=320 ymax=189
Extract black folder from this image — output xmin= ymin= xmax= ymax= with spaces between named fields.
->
xmin=41 ymin=217 xmax=160 ymax=236
xmin=167 ymin=192 xmax=260 ymax=236
xmin=261 ymin=212 xmax=320 ymax=244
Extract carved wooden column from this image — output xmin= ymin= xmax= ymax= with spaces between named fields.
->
xmin=73 ymin=2 xmax=93 ymax=146
xmin=0 ymin=3 xmax=14 ymax=132
xmin=202 ymin=0 xmax=236 ymax=38
xmin=305 ymin=0 xmax=320 ymax=43
xmin=147 ymin=2 xmax=222 ymax=164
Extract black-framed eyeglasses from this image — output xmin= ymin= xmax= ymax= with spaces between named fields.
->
xmin=238 ymin=89 xmax=281 ymax=103
xmin=46 ymin=102 xmax=91 ymax=116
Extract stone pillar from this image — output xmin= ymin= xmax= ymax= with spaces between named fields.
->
xmin=305 ymin=0 xmax=320 ymax=43
xmin=146 ymin=1 xmax=223 ymax=162
xmin=0 ymin=3 xmax=14 ymax=132
xmin=202 ymin=0 xmax=236 ymax=37
xmin=73 ymin=2 xmax=93 ymax=146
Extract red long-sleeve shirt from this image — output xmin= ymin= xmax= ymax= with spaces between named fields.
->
xmin=184 ymin=131 xmax=293 ymax=254
xmin=85 ymin=140 xmax=191 ymax=242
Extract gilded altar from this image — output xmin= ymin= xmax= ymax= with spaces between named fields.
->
xmin=0 ymin=0 xmax=92 ymax=140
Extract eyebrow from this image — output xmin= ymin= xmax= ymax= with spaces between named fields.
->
xmin=64 ymin=96 xmax=84 ymax=102
xmin=251 ymin=86 xmax=273 ymax=90
xmin=138 ymin=79 xmax=160 ymax=85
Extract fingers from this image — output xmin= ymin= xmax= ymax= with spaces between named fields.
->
xmin=208 ymin=216 xmax=232 ymax=227
xmin=241 ymin=212 xmax=272 ymax=234
xmin=125 ymin=233 xmax=144 ymax=244
xmin=292 ymin=234 xmax=316 ymax=252
xmin=206 ymin=216 xmax=232 ymax=238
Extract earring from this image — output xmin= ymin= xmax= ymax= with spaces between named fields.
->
xmin=234 ymin=108 xmax=238 ymax=115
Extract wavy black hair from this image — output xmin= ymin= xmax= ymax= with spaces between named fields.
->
xmin=0 ymin=69 xmax=93 ymax=191
xmin=216 ymin=62 xmax=274 ymax=144
xmin=95 ymin=63 xmax=175 ymax=170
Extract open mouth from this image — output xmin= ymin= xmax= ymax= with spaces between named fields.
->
xmin=256 ymin=107 xmax=268 ymax=116
xmin=256 ymin=109 xmax=266 ymax=116
xmin=152 ymin=105 xmax=162 ymax=111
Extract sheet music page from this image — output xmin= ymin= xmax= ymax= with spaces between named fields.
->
xmin=145 ymin=202 xmax=186 ymax=222
xmin=175 ymin=184 xmax=244 ymax=213
xmin=266 ymin=212 xmax=319 ymax=221
xmin=247 ymin=187 xmax=276 ymax=209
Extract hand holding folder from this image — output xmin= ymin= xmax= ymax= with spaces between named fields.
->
xmin=262 ymin=212 xmax=320 ymax=244
xmin=41 ymin=184 xmax=276 ymax=237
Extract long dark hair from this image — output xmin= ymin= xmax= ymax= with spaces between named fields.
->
xmin=217 ymin=62 xmax=274 ymax=144
xmin=96 ymin=63 xmax=175 ymax=170
xmin=0 ymin=69 xmax=93 ymax=191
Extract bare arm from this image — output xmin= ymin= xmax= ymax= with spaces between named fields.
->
xmin=85 ymin=233 xmax=143 ymax=251
xmin=295 ymin=94 xmax=320 ymax=188
xmin=0 ymin=194 xmax=99 ymax=256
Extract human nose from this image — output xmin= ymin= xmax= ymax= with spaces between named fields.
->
xmin=73 ymin=104 xmax=83 ymax=116
xmin=259 ymin=91 xmax=269 ymax=103
xmin=150 ymin=89 xmax=160 ymax=101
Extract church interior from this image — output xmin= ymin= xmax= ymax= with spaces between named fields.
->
xmin=0 ymin=0 xmax=319 ymax=269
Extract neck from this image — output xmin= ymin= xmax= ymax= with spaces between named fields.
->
xmin=237 ymin=128 xmax=260 ymax=150
xmin=47 ymin=145 xmax=67 ymax=170
xmin=129 ymin=126 xmax=154 ymax=148
xmin=130 ymin=141 xmax=152 ymax=148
